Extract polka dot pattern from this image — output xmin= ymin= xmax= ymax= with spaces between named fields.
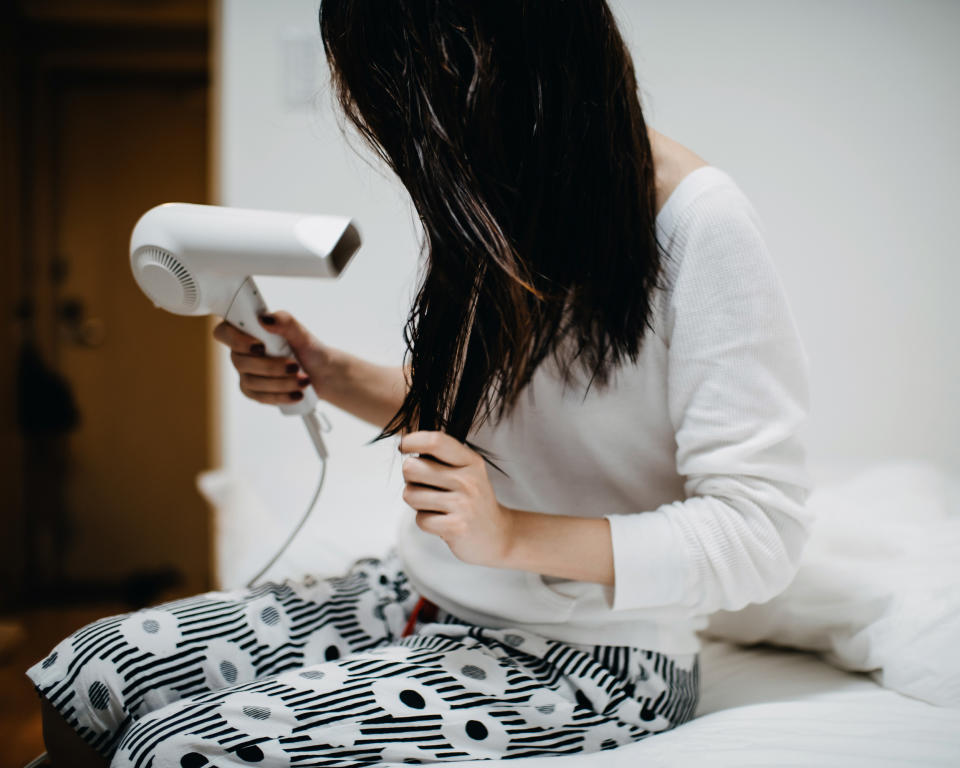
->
xmin=370 ymin=675 xmax=451 ymax=718
xmin=461 ymin=663 xmax=486 ymax=680
xmin=202 ymin=638 xmax=255 ymax=692
xmin=465 ymin=719 xmax=488 ymax=739
xmin=437 ymin=645 xmax=508 ymax=694
xmin=578 ymin=718 xmax=637 ymax=753
xmin=523 ymin=688 xmax=577 ymax=727
xmin=220 ymin=661 xmax=237 ymax=684
xmin=440 ymin=710 xmax=509 ymax=758
xmin=399 ymin=688 xmax=425 ymax=709
xmin=118 ymin=609 xmax=182 ymax=656
xmin=88 ymin=681 xmax=111 ymax=710
xmin=219 ymin=693 xmax=295 ymax=740
xmin=28 ymin=547 xmax=698 ymax=768
xmin=245 ymin=596 xmax=290 ymax=647
xmin=236 ymin=744 xmax=264 ymax=762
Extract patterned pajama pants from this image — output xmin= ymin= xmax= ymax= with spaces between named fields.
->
xmin=26 ymin=548 xmax=700 ymax=767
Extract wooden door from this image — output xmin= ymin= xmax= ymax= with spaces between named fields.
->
xmin=3 ymin=5 xmax=217 ymax=604
xmin=50 ymin=76 xmax=213 ymax=596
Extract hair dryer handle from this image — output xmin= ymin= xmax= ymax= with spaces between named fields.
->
xmin=223 ymin=276 xmax=318 ymax=416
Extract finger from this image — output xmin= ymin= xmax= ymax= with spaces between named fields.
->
xmin=240 ymin=373 xmax=310 ymax=394
xmin=214 ymin=321 xmax=268 ymax=355
xmin=402 ymin=484 xmax=452 ymax=513
xmin=401 ymin=456 xmax=457 ymax=491
xmin=416 ymin=510 xmax=453 ymax=537
xmin=231 ymin=351 xmax=301 ymax=376
xmin=258 ymin=310 xmax=311 ymax=349
xmin=239 ymin=384 xmax=306 ymax=406
xmin=398 ymin=431 xmax=473 ymax=467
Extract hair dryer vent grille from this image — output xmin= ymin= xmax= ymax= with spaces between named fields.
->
xmin=134 ymin=246 xmax=199 ymax=312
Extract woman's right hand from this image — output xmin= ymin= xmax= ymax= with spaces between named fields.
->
xmin=213 ymin=311 xmax=337 ymax=406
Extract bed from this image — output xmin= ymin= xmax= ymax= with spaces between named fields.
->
xmin=441 ymin=636 xmax=960 ymax=767
xmin=203 ymin=459 xmax=960 ymax=766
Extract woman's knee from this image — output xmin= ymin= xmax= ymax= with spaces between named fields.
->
xmin=110 ymin=694 xmax=296 ymax=768
xmin=111 ymin=656 xmax=372 ymax=767
xmin=28 ymin=604 xmax=210 ymax=765
xmin=29 ymin=613 xmax=137 ymax=745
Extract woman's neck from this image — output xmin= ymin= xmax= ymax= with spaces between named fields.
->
xmin=647 ymin=127 xmax=710 ymax=217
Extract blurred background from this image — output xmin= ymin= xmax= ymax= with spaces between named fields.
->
xmin=0 ymin=0 xmax=957 ymax=763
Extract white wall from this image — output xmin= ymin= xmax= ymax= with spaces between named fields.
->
xmin=215 ymin=0 xmax=958 ymax=585
xmin=215 ymin=0 xmax=420 ymax=584
xmin=609 ymin=0 xmax=959 ymax=479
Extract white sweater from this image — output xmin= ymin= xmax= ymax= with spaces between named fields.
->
xmin=396 ymin=166 xmax=814 ymax=654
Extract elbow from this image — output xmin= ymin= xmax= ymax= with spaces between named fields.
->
xmin=725 ymin=490 xmax=814 ymax=610
xmin=752 ymin=524 xmax=809 ymax=606
xmin=761 ymin=498 xmax=814 ymax=601
xmin=680 ymin=480 xmax=815 ymax=614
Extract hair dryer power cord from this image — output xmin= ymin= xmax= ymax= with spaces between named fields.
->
xmin=244 ymin=409 xmax=330 ymax=588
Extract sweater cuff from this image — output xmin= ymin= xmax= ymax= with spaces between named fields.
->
xmin=603 ymin=509 xmax=692 ymax=611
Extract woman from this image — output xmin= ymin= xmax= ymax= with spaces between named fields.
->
xmin=29 ymin=1 xmax=813 ymax=766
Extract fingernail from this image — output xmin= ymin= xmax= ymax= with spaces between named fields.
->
xmin=260 ymin=314 xmax=276 ymax=325
xmin=297 ymin=376 xmax=310 ymax=388
xmin=285 ymin=362 xmax=299 ymax=374
xmin=250 ymin=343 xmax=265 ymax=355
xmin=289 ymin=390 xmax=303 ymax=401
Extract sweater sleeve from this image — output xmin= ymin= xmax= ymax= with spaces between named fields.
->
xmin=603 ymin=186 xmax=815 ymax=615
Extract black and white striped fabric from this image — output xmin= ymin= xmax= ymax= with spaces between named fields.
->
xmin=26 ymin=549 xmax=699 ymax=766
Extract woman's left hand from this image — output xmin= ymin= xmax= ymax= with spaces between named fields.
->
xmin=399 ymin=431 xmax=517 ymax=569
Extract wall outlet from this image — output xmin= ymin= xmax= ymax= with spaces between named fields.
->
xmin=281 ymin=28 xmax=321 ymax=110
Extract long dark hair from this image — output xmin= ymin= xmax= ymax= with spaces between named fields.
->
xmin=319 ymin=0 xmax=664 ymax=450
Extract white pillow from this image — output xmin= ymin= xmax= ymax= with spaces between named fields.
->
xmin=700 ymin=459 xmax=960 ymax=708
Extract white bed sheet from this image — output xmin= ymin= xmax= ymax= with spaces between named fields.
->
xmin=438 ymin=637 xmax=960 ymax=768
xmin=204 ymin=473 xmax=960 ymax=766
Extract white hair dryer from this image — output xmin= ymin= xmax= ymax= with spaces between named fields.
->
xmin=130 ymin=202 xmax=361 ymax=586
xmin=130 ymin=202 xmax=361 ymax=459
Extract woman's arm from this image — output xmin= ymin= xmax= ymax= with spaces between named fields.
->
xmin=504 ymin=509 xmax=615 ymax=586
xmin=399 ymin=182 xmax=813 ymax=617
xmin=320 ymin=352 xmax=410 ymax=430
xmin=597 ymin=184 xmax=814 ymax=615
xmin=399 ymin=430 xmax=617 ymax=584
xmin=214 ymin=311 xmax=410 ymax=431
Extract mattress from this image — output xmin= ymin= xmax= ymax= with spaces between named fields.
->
xmin=439 ymin=637 xmax=960 ymax=768
xmin=205 ymin=470 xmax=960 ymax=766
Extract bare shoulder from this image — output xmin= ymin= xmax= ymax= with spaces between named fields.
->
xmin=648 ymin=128 xmax=709 ymax=217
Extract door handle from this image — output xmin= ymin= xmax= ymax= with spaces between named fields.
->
xmin=57 ymin=297 xmax=106 ymax=348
